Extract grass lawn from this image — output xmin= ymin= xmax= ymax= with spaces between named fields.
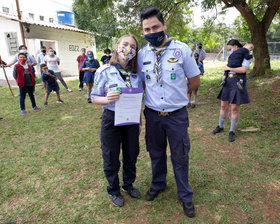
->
xmin=0 ymin=61 xmax=280 ymax=223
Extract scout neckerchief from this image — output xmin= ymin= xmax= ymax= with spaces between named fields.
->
xmin=116 ymin=64 xmax=132 ymax=88
xmin=150 ymin=36 xmax=173 ymax=85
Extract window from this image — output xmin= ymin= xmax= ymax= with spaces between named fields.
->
xmin=2 ymin=7 xmax=9 ymax=13
xmin=49 ymin=18 xmax=54 ymax=23
xmin=5 ymin=32 xmax=18 ymax=55
xmin=29 ymin=13 xmax=34 ymax=19
xmin=39 ymin=16 xmax=44 ymax=21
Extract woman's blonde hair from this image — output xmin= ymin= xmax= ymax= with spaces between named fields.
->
xmin=109 ymin=34 xmax=138 ymax=73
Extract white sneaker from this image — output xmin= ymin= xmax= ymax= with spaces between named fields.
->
xmin=67 ymin=88 xmax=72 ymax=92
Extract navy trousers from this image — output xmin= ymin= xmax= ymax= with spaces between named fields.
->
xmin=100 ymin=109 xmax=140 ymax=196
xmin=19 ymin=86 xmax=36 ymax=110
xmin=144 ymin=107 xmax=193 ymax=203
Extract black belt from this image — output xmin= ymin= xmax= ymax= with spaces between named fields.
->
xmin=104 ymin=109 xmax=114 ymax=113
xmin=146 ymin=106 xmax=186 ymax=116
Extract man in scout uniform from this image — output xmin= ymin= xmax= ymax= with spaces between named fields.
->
xmin=138 ymin=7 xmax=201 ymax=218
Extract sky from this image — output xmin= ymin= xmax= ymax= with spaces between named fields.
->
xmin=191 ymin=3 xmax=241 ymax=27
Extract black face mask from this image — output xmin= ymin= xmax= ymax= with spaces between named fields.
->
xmin=198 ymin=46 xmax=202 ymax=49
xmin=42 ymin=50 xmax=46 ymax=53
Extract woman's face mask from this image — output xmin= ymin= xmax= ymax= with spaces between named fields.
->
xmin=49 ymin=52 xmax=54 ymax=56
xmin=117 ymin=46 xmax=136 ymax=62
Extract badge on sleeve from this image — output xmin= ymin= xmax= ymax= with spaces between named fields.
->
xmin=94 ymin=78 xmax=99 ymax=85
xmin=173 ymin=49 xmax=182 ymax=59
xmin=171 ymin=73 xmax=176 ymax=80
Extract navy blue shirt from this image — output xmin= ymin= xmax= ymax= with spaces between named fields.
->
xmin=228 ymin=48 xmax=253 ymax=68
xmin=101 ymin=55 xmax=111 ymax=64
xmin=81 ymin=59 xmax=100 ymax=77
xmin=42 ymin=69 xmax=57 ymax=87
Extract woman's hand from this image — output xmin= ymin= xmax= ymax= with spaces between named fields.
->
xmin=224 ymin=65 xmax=230 ymax=71
xmin=106 ymin=91 xmax=120 ymax=104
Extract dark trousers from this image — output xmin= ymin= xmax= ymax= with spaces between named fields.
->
xmin=144 ymin=107 xmax=193 ymax=203
xmin=19 ymin=86 xmax=36 ymax=110
xmin=100 ymin=109 xmax=140 ymax=196
xmin=79 ymin=70 xmax=85 ymax=89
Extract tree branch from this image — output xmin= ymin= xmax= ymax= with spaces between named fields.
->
xmin=262 ymin=0 xmax=280 ymax=32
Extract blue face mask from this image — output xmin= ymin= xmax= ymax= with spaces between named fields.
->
xmin=144 ymin=31 xmax=165 ymax=47
xmin=49 ymin=52 xmax=54 ymax=56
xmin=88 ymin=57 xmax=93 ymax=60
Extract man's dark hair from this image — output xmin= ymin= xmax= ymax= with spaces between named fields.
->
xmin=198 ymin=43 xmax=203 ymax=46
xmin=41 ymin=46 xmax=46 ymax=49
xmin=40 ymin=63 xmax=47 ymax=69
xmin=19 ymin=45 xmax=27 ymax=50
xmin=140 ymin=7 xmax=164 ymax=25
xmin=18 ymin=52 xmax=27 ymax=58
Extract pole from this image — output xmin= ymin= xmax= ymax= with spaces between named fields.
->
xmin=15 ymin=0 xmax=26 ymax=45
xmin=2 ymin=66 xmax=14 ymax=97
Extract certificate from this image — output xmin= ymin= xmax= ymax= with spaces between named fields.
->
xmin=114 ymin=88 xmax=143 ymax=126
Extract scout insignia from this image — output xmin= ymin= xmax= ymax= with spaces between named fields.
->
xmin=173 ymin=49 xmax=182 ymax=58
xmin=171 ymin=73 xmax=176 ymax=80
xmin=146 ymin=74 xmax=151 ymax=81
xmin=116 ymin=87 xmax=122 ymax=94
xmin=168 ymin=58 xmax=178 ymax=63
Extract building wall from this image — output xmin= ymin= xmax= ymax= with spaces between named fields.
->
xmin=25 ymin=25 xmax=96 ymax=77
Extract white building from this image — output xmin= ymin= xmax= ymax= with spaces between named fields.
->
xmin=0 ymin=0 xmax=96 ymax=80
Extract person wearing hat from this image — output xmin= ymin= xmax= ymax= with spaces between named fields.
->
xmin=187 ymin=53 xmax=204 ymax=108
xmin=81 ymin=51 xmax=100 ymax=103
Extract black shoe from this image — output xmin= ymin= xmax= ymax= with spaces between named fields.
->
xmin=183 ymin=202 xmax=195 ymax=218
xmin=111 ymin=194 xmax=124 ymax=207
xmin=123 ymin=187 xmax=141 ymax=199
xmin=228 ymin=131 xmax=235 ymax=142
xmin=191 ymin=103 xmax=196 ymax=108
xmin=186 ymin=103 xmax=191 ymax=108
xmin=145 ymin=188 xmax=161 ymax=201
xmin=237 ymin=81 xmax=243 ymax=90
xmin=212 ymin=125 xmax=224 ymax=134
xmin=87 ymin=98 xmax=92 ymax=103
xmin=220 ymin=80 xmax=226 ymax=86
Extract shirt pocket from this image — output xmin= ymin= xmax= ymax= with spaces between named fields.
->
xmin=141 ymin=65 xmax=156 ymax=82
xmin=162 ymin=62 xmax=184 ymax=80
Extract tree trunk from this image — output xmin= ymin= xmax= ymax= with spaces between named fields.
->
xmin=250 ymin=24 xmax=270 ymax=76
xmin=106 ymin=37 xmax=109 ymax=49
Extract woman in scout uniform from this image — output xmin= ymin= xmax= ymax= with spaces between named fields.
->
xmin=91 ymin=34 xmax=142 ymax=207
xmin=81 ymin=51 xmax=100 ymax=103
xmin=213 ymin=39 xmax=253 ymax=142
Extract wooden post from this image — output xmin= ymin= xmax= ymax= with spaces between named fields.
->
xmin=15 ymin=0 xmax=26 ymax=45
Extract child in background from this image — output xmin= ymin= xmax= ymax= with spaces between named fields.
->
xmin=187 ymin=53 xmax=204 ymax=108
xmin=101 ymin=48 xmax=112 ymax=65
xmin=13 ymin=53 xmax=41 ymax=115
xmin=44 ymin=48 xmax=72 ymax=92
xmin=81 ymin=51 xmax=100 ymax=103
xmin=220 ymin=42 xmax=254 ymax=90
xmin=41 ymin=64 xmax=64 ymax=106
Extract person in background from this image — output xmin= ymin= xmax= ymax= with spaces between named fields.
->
xmin=81 ymin=51 xmax=100 ymax=103
xmin=101 ymin=48 xmax=112 ymax=65
xmin=77 ymin=48 xmax=87 ymax=91
xmin=194 ymin=43 xmax=206 ymax=64
xmin=187 ymin=53 xmax=204 ymax=108
xmin=91 ymin=34 xmax=142 ymax=207
xmin=40 ymin=64 xmax=64 ymax=106
xmin=138 ymin=7 xmax=200 ymax=218
xmin=8 ymin=45 xmax=37 ymax=77
xmin=37 ymin=46 xmax=48 ymax=83
xmin=13 ymin=53 xmax=41 ymax=115
xmin=213 ymin=39 xmax=253 ymax=142
xmin=44 ymin=48 xmax=72 ymax=92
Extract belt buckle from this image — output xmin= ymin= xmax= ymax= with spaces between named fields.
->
xmin=158 ymin=111 xmax=169 ymax=116
xmin=229 ymin=74 xmax=234 ymax=78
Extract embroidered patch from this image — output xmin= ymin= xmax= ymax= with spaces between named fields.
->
xmin=173 ymin=49 xmax=182 ymax=59
xmin=109 ymin=84 xmax=118 ymax=88
xmin=131 ymin=74 xmax=137 ymax=79
xmin=143 ymin=61 xmax=151 ymax=65
xmin=146 ymin=74 xmax=151 ymax=81
xmin=168 ymin=58 xmax=178 ymax=63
